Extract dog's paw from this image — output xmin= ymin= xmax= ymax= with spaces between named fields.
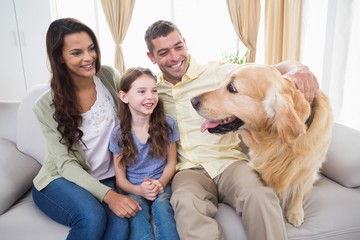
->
xmin=286 ymin=207 xmax=304 ymax=227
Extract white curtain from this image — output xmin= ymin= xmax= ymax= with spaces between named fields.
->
xmin=322 ymin=0 xmax=359 ymax=130
xmin=323 ymin=0 xmax=360 ymax=130
xmin=302 ymin=0 xmax=360 ymax=130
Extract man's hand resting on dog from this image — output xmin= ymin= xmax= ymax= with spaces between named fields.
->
xmin=274 ymin=60 xmax=319 ymax=102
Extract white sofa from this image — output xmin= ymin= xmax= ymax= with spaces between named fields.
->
xmin=1 ymin=84 xmax=360 ymax=240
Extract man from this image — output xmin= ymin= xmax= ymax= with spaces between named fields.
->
xmin=144 ymin=20 xmax=318 ymax=240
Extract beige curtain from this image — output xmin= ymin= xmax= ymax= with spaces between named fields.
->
xmin=100 ymin=0 xmax=135 ymax=74
xmin=264 ymin=0 xmax=302 ymax=64
xmin=226 ymin=0 xmax=261 ymax=62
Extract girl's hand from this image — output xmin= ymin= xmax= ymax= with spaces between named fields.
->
xmin=104 ymin=189 xmax=141 ymax=218
xmin=139 ymin=179 xmax=159 ymax=201
xmin=149 ymin=179 xmax=164 ymax=194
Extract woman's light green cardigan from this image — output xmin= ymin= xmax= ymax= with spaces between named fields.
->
xmin=32 ymin=66 xmax=120 ymax=202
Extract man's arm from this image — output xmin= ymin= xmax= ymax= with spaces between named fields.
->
xmin=274 ymin=60 xmax=319 ymax=102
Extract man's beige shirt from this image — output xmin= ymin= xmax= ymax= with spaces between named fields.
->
xmin=157 ymin=57 xmax=248 ymax=179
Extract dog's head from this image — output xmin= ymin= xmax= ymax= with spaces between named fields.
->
xmin=191 ymin=63 xmax=311 ymax=144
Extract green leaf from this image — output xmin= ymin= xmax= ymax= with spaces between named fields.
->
xmin=222 ymin=50 xmax=248 ymax=65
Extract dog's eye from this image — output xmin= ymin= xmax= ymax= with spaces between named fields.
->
xmin=227 ymin=82 xmax=238 ymax=94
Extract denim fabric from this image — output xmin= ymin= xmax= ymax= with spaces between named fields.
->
xmin=32 ymin=177 xmax=129 ymax=240
xmin=128 ymin=184 xmax=179 ymax=240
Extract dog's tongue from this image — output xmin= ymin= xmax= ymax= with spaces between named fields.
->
xmin=200 ymin=120 xmax=220 ymax=133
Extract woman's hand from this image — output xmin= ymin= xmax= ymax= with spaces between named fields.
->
xmin=103 ymin=189 xmax=141 ymax=218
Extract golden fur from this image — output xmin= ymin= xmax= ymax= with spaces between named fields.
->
xmin=193 ymin=63 xmax=333 ymax=227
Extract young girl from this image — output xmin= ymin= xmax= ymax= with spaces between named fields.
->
xmin=31 ymin=18 xmax=141 ymax=240
xmin=109 ymin=67 xmax=179 ymax=240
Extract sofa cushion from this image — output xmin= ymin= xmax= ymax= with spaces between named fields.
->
xmin=286 ymin=175 xmax=360 ymax=240
xmin=0 ymin=191 xmax=69 ymax=240
xmin=16 ymin=84 xmax=49 ymax=165
xmin=216 ymin=175 xmax=360 ymax=240
xmin=0 ymin=138 xmax=40 ymax=215
xmin=216 ymin=203 xmax=247 ymax=240
xmin=321 ymin=123 xmax=360 ymax=187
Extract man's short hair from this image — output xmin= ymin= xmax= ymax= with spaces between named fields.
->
xmin=144 ymin=20 xmax=182 ymax=54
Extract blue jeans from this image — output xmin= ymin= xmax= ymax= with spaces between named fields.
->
xmin=127 ymin=184 xmax=179 ymax=240
xmin=32 ymin=177 xmax=129 ymax=240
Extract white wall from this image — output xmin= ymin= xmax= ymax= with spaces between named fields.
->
xmin=0 ymin=0 xmax=52 ymax=101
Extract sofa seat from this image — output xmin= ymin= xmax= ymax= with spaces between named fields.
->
xmin=0 ymin=191 xmax=69 ymax=240
xmin=1 ymin=175 xmax=359 ymax=240
xmin=1 ymin=83 xmax=360 ymax=240
xmin=286 ymin=175 xmax=360 ymax=240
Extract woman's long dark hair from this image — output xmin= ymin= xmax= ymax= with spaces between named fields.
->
xmin=46 ymin=18 xmax=101 ymax=152
xmin=117 ymin=67 xmax=172 ymax=166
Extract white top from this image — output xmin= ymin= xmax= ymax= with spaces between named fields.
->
xmin=79 ymin=76 xmax=118 ymax=180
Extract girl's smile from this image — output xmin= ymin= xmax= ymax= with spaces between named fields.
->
xmin=120 ymin=74 xmax=159 ymax=118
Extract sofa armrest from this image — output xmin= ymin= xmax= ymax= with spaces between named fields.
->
xmin=321 ymin=122 xmax=360 ymax=188
xmin=0 ymin=138 xmax=41 ymax=215
xmin=0 ymin=101 xmax=20 ymax=143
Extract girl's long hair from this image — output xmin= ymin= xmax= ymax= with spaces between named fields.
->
xmin=46 ymin=18 xmax=101 ymax=152
xmin=117 ymin=67 xmax=172 ymax=166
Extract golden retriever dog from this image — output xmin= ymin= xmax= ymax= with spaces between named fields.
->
xmin=191 ymin=63 xmax=333 ymax=227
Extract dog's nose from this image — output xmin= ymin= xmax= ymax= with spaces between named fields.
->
xmin=191 ymin=96 xmax=201 ymax=110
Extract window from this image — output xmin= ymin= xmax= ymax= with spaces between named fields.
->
xmin=302 ymin=0 xmax=360 ymax=130
xmin=51 ymin=0 xmax=360 ymax=130
xmin=51 ymin=0 xmax=244 ymax=73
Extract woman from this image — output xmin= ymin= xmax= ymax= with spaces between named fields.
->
xmin=31 ymin=18 xmax=141 ymax=240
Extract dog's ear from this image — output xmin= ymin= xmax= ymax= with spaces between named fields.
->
xmin=264 ymin=87 xmax=308 ymax=145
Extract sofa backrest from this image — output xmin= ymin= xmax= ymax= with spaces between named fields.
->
xmin=16 ymin=84 xmax=49 ymax=164
xmin=0 ymin=101 xmax=20 ymax=143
